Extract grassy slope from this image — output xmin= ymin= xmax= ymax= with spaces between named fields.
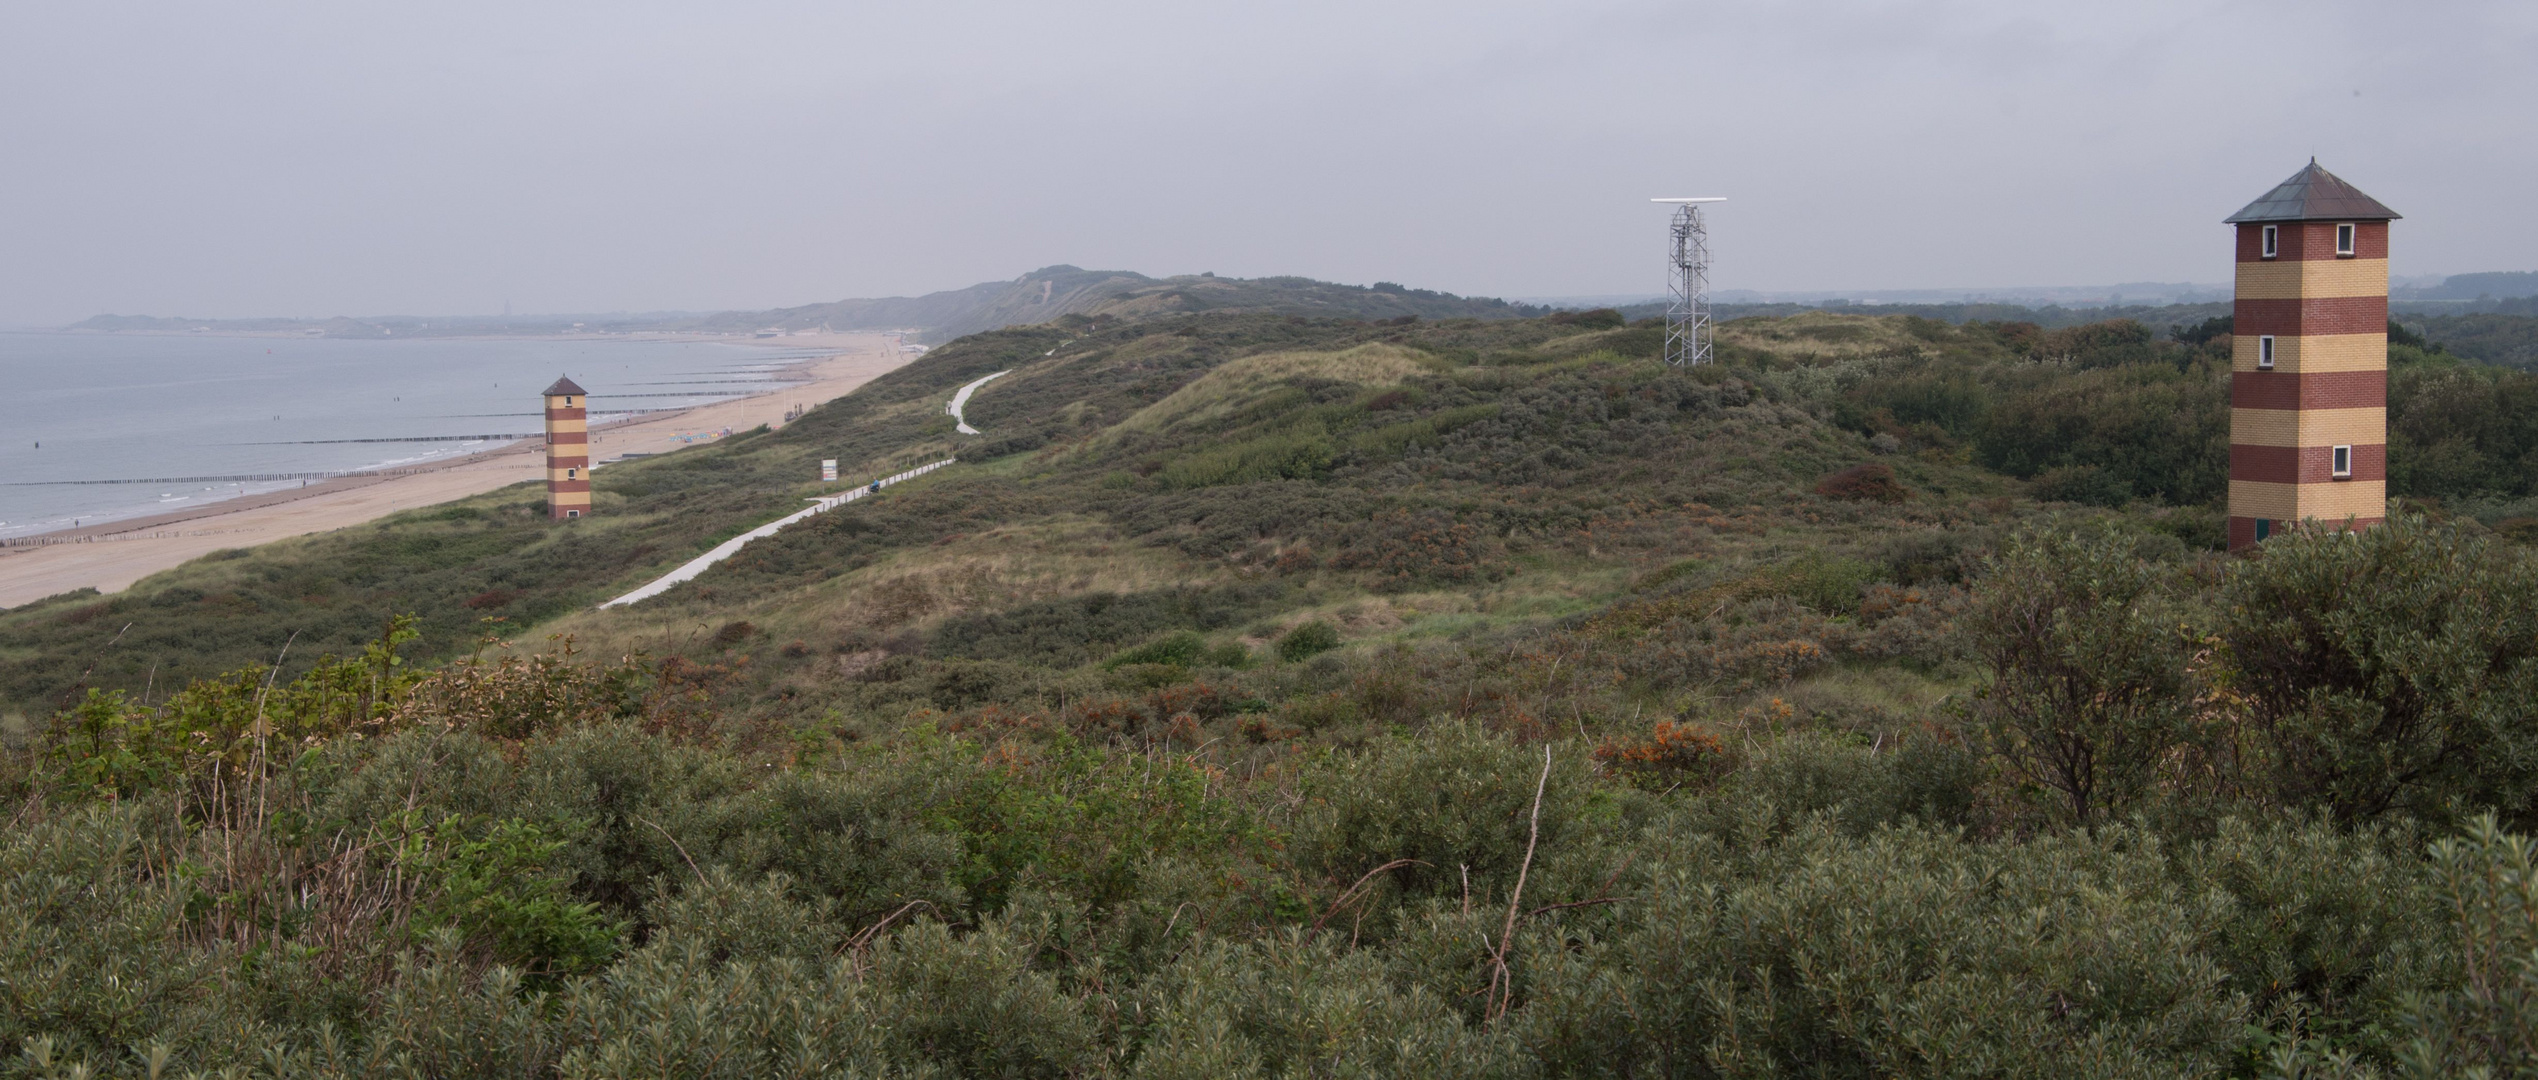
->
xmin=452 ymin=310 xmax=2040 ymax=745
xmin=0 ymin=310 xmax=1933 ymax=719
xmin=8 ymin=304 xmax=2534 ymax=736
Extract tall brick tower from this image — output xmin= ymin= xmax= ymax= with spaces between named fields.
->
xmin=2225 ymin=161 xmax=2400 ymax=550
xmin=543 ymin=376 xmax=591 ymax=520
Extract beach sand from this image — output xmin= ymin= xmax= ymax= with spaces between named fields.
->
xmin=0 ymin=333 xmax=911 ymax=608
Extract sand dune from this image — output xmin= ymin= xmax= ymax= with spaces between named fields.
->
xmin=0 ymin=334 xmax=910 ymax=609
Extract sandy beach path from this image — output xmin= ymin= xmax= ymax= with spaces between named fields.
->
xmin=0 ymin=334 xmax=910 ymax=608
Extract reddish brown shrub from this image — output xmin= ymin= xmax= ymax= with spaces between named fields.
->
xmin=1594 ymin=719 xmax=1731 ymax=789
xmin=1814 ymin=462 xmax=1912 ymax=503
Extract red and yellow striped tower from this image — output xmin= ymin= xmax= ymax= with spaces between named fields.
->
xmin=543 ymin=376 xmax=592 ymax=520
xmin=2225 ymin=161 xmax=2400 ymax=550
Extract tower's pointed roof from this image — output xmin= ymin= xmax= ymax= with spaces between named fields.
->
xmin=542 ymin=375 xmax=588 ymax=397
xmin=2225 ymin=160 xmax=2401 ymax=223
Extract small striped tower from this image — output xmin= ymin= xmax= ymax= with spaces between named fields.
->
xmin=2224 ymin=161 xmax=2400 ymax=550
xmin=543 ymin=376 xmax=591 ymax=520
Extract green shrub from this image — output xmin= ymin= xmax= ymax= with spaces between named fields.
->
xmin=1969 ymin=521 xmax=2194 ymax=825
xmin=1973 ymin=360 xmax=2231 ymax=506
xmin=1287 ymin=725 xmax=1609 ymax=910
xmin=404 ymin=814 xmax=622 ymax=982
xmin=0 ymin=804 xmax=229 ymax=1070
xmin=1276 ymin=621 xmax=1341 ymax=662
xmin=2220 ymin=515 xmax=2538 ymax=827
xmin=1159 ymin=427 xmax=1337 ymax=488
xmin=640 ymin=867 xmax=840 ymax=966
xmin=1349 ymin=403 xmax=1501 ymax=458
xmin=1326 ymin=508 xmax=1503 ymax=590
xmin=2032 ymin=462 xmax=2134 ymax=507
xmin=2393 ymin=814 xmax=2538 ymax=1076
xmin=1106 ymin=631 xmax=1208 ymax=670
xmin=930 ymin=584 xmax=1289 ymax=667
xmin=1531 ymin=818 xmax=2248 ymax=1076
xmin=1767 ymin=552 xmax=1885 ymax=616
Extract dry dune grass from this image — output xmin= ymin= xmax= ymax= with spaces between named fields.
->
xmin=1088 ymin=292 xmax=1196 ymax=319
xmin=1120 ymin=343 xmax=1436 ymax=432
xmin=546 ymin=515 xmax=1221 ymax=656
xmin=1716 ymin=312 xmax=1929 ymax=360
xmin=802 ymin=520 xmax=1213 ymax=637
xmin=1101 ymin=334 xmax=1201 ymax=366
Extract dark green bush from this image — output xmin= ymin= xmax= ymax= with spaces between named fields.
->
xmin=1276 ymin=621 xmax=1341 ymax=662
xmin=1106 ymin=631 xmax=1208 ymax=670
xmin=2032 ymin=462 xmax=2134 ymax=506
xmin=1969 ymin=521 xmax=2194 ymax=825
xmin=403 ymin=814 xmax=622 ymax=982
xmin=2221 ymin=515 xmax=2538 ymax=827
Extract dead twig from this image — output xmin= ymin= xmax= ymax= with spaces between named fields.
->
xmin=1160 ymin=901 xmax=1194 ymax=942
xmin=246 ymin=630 xmax=299 ymax=835
xmin=1312 ymin=858 xmax=1431 ymax=933
xmin=636 ymin=816 xmax=705 ymax=884
xmin=74 ymin=622 xmax=134 ymax=684
xmin=844 ymin=900 xmax=934 ymax=955
xmin=1487 ymin=745 xmax=1553 ymax=1024
xmin=1525 ymin=897 xmax=1624 ymax=918
xmin=1596 ymin=853 xmax=1635 ymax=894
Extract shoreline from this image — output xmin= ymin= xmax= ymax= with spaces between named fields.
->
xmin=0 ymin=334 xmax=909 ymax=608
xmin=31 ymin=327 xmax=920 ymax=345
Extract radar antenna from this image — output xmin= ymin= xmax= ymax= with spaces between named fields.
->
xmin=1652 ymin=197 xmax=1725 ymax=365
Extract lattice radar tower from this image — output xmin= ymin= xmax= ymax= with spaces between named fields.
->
xmin=1653 ymin=197 xmax=1725 ymax=366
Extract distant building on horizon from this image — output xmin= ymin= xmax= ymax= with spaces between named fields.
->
xmin=544 ymin=376 xmax=591 ymax=520
xmin=2225 ymin=161 xmax=2397 ymax=550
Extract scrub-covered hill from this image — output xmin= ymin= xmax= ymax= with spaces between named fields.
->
xmin=12 ymin=305 xmax=2538 ymax=721
xmin=689 ymin=265 xmax=1551 ymax=341
xmin=10 ymin=306 xmax=2538 ymax=1076
xmin=70 ymin=265 xmax=1549 ymax=342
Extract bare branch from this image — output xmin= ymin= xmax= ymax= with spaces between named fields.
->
xmin=1526 ymin=897 xmax=1623 ymax=919
xmin=1312 ymin=858 xmax=1431 ymax=933
xmin=1489 ymin=745 xmax=1553 ymax=1023
xmin=636 ymin=815 xmax=706 ymax=884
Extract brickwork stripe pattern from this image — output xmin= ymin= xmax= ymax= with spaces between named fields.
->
xmin=2225 ymin=169 xmax=2395 ymax=550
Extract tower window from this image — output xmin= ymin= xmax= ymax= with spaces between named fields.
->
xmin=2336 ymin=223 xmax=2355 ymax=256
xmin=566 ymin=467 xmax=577 ymax=479
xmin=2332 ymin=445 xmax=2352 ymax=478
xmin=566 ymin=509 xmax=579 ymax=519
xmin=2258 ymin=335 xmax=2276 ymax=369
xmin=2261 ymin=225 xmax=2278 ymax=259
xmin=2255 ymin=519 xmax=2271 ymax=541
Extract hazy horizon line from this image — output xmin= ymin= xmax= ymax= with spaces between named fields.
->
xmin=25 ymin=268 xmax=2534 ymax=330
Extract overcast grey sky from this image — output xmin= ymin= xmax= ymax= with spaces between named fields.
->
xmin=2 ymin=1 xmax=2530 ymax=324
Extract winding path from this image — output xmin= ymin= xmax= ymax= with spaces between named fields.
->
xmin=597 ymin=458 xmax=955 ymax=608
xmin=598 ymin=369 xmax=1014 ymax=609
xmin=947 ymin=370 xmax=1010 ymax=435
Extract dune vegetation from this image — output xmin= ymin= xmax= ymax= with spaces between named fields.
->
xmin=7 ymin=305 xmax=2538 ymax=1077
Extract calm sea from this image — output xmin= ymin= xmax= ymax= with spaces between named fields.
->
xmin=0 ymin=332 xmax=809 ymax=538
